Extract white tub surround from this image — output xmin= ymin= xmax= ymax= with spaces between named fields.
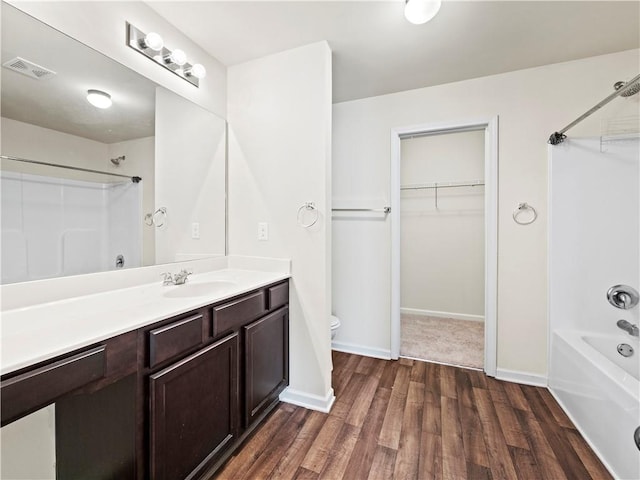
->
xmin=549 ymin=136 xmax=639 ymax=479
xmin=1 ymin=255 xmax=290 ymax=375
xmin=550 ymin=330 xmax=639 ymax=480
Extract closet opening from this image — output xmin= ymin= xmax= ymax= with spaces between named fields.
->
xmin=390 ymin=118 xmax=498 ymax=376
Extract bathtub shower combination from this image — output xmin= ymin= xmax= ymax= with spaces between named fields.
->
xmin=1 ymin=170 xmax=142 ymax=284
xmin=549 ymin=135 xmax=640 ymax=479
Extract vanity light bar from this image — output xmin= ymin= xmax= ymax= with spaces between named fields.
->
xmin=126 ymin=23 xmax=205 ymax=88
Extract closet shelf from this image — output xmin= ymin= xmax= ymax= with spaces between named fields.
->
xmin=401 ymin=180 xmax=485 ymax=209
xmin=400 ymin=180 xmax=484 ymax=191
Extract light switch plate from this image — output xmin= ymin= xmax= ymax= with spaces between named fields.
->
xmin=191 ymin=222 xmax=200 ymax=239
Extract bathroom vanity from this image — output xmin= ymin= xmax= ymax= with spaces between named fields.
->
xmin=1 ymin=271 xmax=290 ymax=479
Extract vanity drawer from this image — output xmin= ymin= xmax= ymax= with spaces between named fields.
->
xmin=212 ymin=291 xmax=266 ymax=337
xmin=1 ymin=345 xmax=106 ymax=426
xmin=267 ymin=282 xmax=289 ymax=311
xmin=149 ymin=314 xmax=204 ymax=368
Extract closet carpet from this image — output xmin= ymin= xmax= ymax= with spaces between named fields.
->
xmin=401 ymin=314 xmax=484 ymax=369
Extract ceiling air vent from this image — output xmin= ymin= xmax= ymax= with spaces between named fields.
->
xmin=2 ymin=57 xmax=56 ymax=80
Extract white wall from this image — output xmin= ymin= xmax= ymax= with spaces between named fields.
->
xmin=400 ymin=130 xmax=485 ymax=317
xmin=1 ymin=117 xmax=108 ymax=173
xmin=332 ymin=49 xmax=640 ymax=376
xmin=8 ymin=1 xmax=226 ymax=118
xmin=108 ymin=136 xmax=155 ymax=266
xmin=0 ymin=407 xmax=56 ymax=479
xmin=228 ymin=42 xmax=334 ymax=407
xmin=155 ymin=87 xmax=226 ymax=263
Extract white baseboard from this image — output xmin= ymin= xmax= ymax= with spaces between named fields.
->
xmin=400 ymin=307 xmax=484 ymax=322
xmin=331 ymin=341 xmax=392 ymax=360
xmin=279 ymin=387 xmax=336 ymax=413
xmin=496 ymin=368 xmax=547 ymax=387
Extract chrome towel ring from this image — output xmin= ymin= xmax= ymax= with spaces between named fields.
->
xmin=297 ymin=202 xmax=319 ymax=228
xmin=513 ymin=202 xmax=537 ymax=225
xmin=145 ymin=207 xmax=167 ymax=227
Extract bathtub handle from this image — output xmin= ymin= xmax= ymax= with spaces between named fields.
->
xmin=607 ymin=285 xmax=639 ymax=310
xmin=634 ymin=426 xmax=640 ymax=451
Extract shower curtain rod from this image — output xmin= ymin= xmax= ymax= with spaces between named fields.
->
xmin=548 ymin=72 xmax=640 ymax=145
xmin=0 ymin=155 xmax=142 ymax=183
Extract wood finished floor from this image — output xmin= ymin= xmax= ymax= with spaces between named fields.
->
xmin=215 ymin=351 xmax=612 ymax=480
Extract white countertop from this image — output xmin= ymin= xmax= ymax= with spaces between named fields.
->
xmin=1 ymin=268 xmax=289 ymax=375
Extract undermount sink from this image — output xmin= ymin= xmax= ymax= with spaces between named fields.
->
xmin=163 ymin=281 xmax=237 ymax=298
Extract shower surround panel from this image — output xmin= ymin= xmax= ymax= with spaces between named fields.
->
xmin=549 ymin=136 xmax=639 ymax=479
xmin=1 ymin=171 xmax=141 ymax=283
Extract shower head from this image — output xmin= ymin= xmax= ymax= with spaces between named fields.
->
xmin=110 ymin=155 xmax=125 ymax=166
xmin=614 ymin=80 xmax=640 ymax=97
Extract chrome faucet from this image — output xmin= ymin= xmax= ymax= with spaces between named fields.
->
xmin=161 ymin=269 xmax=192 ymax=286
xmin=607 ymin=285 xmax=639 ymax=310
xmin=617 ymin=319 xmax=639 ymax=337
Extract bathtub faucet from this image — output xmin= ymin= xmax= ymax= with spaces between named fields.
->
xmin=617 ymin=319 xmax=639 ymax=337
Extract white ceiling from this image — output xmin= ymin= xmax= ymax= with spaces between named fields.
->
xmin=148 ymin=1 xmax=640 ymax=103
xmin=1 ymin=3 xmax=156 ymax=144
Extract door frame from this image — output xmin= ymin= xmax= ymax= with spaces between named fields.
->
xmin=390 ymin=117 xmax=498 ymax=376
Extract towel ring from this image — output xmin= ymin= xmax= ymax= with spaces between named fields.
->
xmin=297 ymin=202 xmax=319 ymax=228
xmin=513 ymin=202 xmax=537 ymax=225
xmin=145 ymin=207 xmax=167 ymax=228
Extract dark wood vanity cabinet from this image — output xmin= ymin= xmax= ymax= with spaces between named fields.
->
xmin=146 ymin=281 xmax=289 ymax=479
xmin=0 ymin=279 xmax=289 ymax=480
xmin=243 ymin=307 xmax=289 ymax=427
xmin=149 ymin=333 xmax=239 ymax=480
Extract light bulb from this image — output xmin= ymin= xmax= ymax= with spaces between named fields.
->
xmin=141 ymin=31 xmax=164 ymax=51
xmin=165 ymin=49 xmax=187 ymax=66
xmin=186 ymin=63 xmax=206 ymax=79
xmin=404 ymin=0 xmax=441 ymax=25
xmin=86 ymin=89 xmax=112 ymax=109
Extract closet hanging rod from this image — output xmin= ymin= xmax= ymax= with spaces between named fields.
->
xmin=548 ymin=72 xmax=640 ymax=145
xmin=0 ymin=155 xmax=142 ymax=183
xmin=400 ymin=181 xmax=485 ymax=191
xmin=332 ymin=207 xmax=391 ymax=213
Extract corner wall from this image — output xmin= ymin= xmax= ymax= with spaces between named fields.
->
xmin=332 ymin=49 xmax=640 ymax=376
xmin=227 ymin=42 xmax=333 ymax=408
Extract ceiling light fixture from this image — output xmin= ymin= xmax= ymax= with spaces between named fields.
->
xmin=86 ymin=89 xmax=112 ymax=109
xmin=126 ymin=23 xmax=205 ymax=88
xmin=404 ymin=0 xmax=442 ymax=25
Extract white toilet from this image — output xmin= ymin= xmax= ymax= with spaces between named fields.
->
xmin=330 ymin=315 xmax=341 ymax=340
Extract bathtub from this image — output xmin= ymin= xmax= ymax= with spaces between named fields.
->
xmin=549 ymin=330 xmax=640 ymax=480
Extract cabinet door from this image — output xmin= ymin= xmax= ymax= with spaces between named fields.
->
xmin=243 ymin=307 xmax=289 ymax=427
xmin=149 ymin=333 xmax=239 ymax=480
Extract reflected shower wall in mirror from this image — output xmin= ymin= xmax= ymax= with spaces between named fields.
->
xmin=0 ymin=3 xmax=226 ymax=284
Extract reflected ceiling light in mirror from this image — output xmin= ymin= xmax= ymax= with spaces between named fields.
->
xmin=86 ymin=89 xmax=112 ymax=109
xmin=127 ymin=23 xmax=204 ymax=88
xmin=404 ymin=0 xmax=441 ymax=24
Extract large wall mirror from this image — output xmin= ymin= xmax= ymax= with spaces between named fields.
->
xmin=0 ymin=2 xmax=227 ymax=285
